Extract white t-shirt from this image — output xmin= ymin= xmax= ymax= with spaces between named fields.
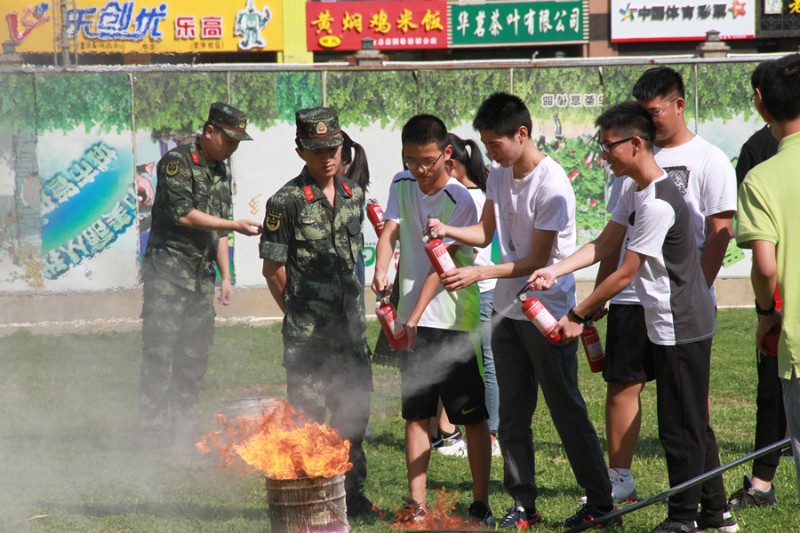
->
xmin=467 ymin=187 xmax=497 ymax=294
xmin=384 ymin=171 xmax=480 ymax=332
xmin=611 ymin=175 xmax=715 ymax=345
xmin=486 ymin=157 xmax=577 ymax=321
xmin=610 ymin=135 xmax=737 ymax=305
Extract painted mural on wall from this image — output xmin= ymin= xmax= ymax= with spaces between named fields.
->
xmin=0 ymin=61 xmax=769 ymax=294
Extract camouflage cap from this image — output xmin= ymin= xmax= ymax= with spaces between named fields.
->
xmin=207 ymin=102 xmax=252 ymax=141
xmin=295 ymin=106 xmax=343 ymax=150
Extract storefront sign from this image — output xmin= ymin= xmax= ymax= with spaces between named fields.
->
xmin=611 ymin=0 xmax=756 ymax=42
xmin=449 ymin=0 xmax=588 ymax=47
xmin=758 ymin=0 xmax=800 ymax=37
xmin=2 ymin=0 xmax=284 ymax=54
xmin=305 ymin=1 xmax=448 ymax=52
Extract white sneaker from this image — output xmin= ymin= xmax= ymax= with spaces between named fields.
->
xmin=491 ymin=439 xmax=501 ymax=457
xmin=579 ymin=467 xmax=638 ymax=504
xmin=609 ymin=468 xmax=638 ymax=503
xmin=437 ymin=438 xmax=468 ymax=457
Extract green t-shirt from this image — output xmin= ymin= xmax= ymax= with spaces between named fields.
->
xmin=737 ymin=131 xmax=800 ymax=378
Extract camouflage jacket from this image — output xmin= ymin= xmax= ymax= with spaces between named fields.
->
xmin=260 ymin=168 xmax=366 ymax=341
xmin=144 ymin=138 xmax=232 ymax=292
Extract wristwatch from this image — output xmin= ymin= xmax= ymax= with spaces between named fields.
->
xmin=567 ymin=308 xmax=588 ymax=325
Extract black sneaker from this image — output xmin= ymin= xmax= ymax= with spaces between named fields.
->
xmin=650 ymin=518 xmax=698 ymax=532
xmin=432 ymin=428 xmax=462 ymax=449
xmin=695 ymin=509 xmax=739 ymax=532
xmin=497 ymin=506 xmax=542 ymax=530
xmin=727 ymin=475 xmax=777 ymax=510
xmin=558 ymin=503 xmax=622 ymax=529
xmin=468 ymin=500 xmax=495 ymax=526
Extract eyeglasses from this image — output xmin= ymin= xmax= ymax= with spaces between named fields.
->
xmin=403 ymin=151 xmax=444 ymax=171
xmin=598 ymin=136 xmax=635 ymax=153
xmin=647 ymin=96 xmax=679 ymax=117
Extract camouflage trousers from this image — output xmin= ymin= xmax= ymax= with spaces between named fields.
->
xmin=140 ymin=274 xmax=215 ymax=434
xmin=284 ymin=336 xmax=373 ymax=500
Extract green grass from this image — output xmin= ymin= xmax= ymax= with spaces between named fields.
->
xmin=1 ymin=309 xmax=799 ymax=532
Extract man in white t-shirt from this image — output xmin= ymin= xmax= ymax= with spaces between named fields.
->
xmin=594 ymin=67 xmax=737 ymax=510
xmin=371 ymin=114 xmax=493 ymax=526
xmin=532 ymin=101 xmax=734 ymax=533
xmin=427 ymin=93 xmax=616 ymax=530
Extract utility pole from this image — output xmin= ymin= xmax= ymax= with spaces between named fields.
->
xmin=52 ymin=0 xmax=78 ymax=66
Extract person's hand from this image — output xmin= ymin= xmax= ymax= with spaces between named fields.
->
xmin=555 ymin=314 xmax=583 ymax=342
xmin=219 ymin=279 xmax=234 ymax=305
xmin=371 ymin=268 xmax=390 ymax=296
xmin=440 ymin=266 xmax=479 ymax=292
xmin=756 ymin=310 xmax=782 ymax=350
xmin=404 ymin=322 xmax=418 ymax=352
xmin=375 ymin=220 xmax=385 ymax=233
xmin=528 ymin=266 xmax=558 ymax=291
xmin=587 ymin=306 xmax=609 ymax=322
xmin=425 ymin=217 xmax=447 ymax=239
xmin=233 ymin=219 xmax=262 ymax=236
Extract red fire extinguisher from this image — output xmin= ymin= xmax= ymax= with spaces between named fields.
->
xmin=580 ymin=321 xmax=605 ymax=372
xmin=761 ymin=287 xmax=783 ymax=356
xmin=375 ymin=293 xmax=407 ymax=350
xmin=366 ymin=199 xmax=385 ymax=237
xmin=423 ymin=228 xmax=457 ymax=276
xmin=520 ymin=295 xmax=562 ymax=344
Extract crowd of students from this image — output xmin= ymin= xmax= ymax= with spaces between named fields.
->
xmin=252 ymin=56 xmax=800 ymax=532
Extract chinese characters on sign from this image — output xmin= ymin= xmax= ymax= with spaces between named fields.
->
xmin=2 ymin=0 xmax=284 ymax=54
xmin=306 ymin=1 xmax=448 ymax=51
xmin=611 ymin=0 xmax=756 ymax=41
xmin=40 ymin=141 xmax=138 ymax=280
xmin=540 ymin=93 xmax=603 ymax=108
xmin=449 ymin=1 xmax=587 ymax=47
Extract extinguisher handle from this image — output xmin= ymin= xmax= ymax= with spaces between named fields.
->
xmin=515 ymin=281 xmax=533 ymax=302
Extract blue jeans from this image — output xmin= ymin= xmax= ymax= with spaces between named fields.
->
xmin=481 ymin=289 xmax=499 ymax=434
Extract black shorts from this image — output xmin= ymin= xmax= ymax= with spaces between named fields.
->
xmin=400 ymin=326 xmax=487 ymax=425
xmin=602 ymin=303 xmax=656 ymax=383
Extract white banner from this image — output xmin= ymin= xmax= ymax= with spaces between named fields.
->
xmin=610 ymin=0 xmax=756 ymax=42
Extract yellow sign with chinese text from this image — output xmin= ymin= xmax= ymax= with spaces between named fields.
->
xmin=2 ymin=0 xmax=284 ymax=54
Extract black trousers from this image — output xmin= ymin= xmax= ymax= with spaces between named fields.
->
xmin=753 ymin=351 xmax=787 ymax=481
xmin=653 ymin=339 xmax=727 ymax=521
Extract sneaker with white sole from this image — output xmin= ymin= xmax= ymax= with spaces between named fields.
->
xmin=609 ymin=467 xmax=638 ymax=503
xmin=580 ymin=467 xmax=638 ymax=504
xmin=437 ymin=437 xmax=468 ymax=457
xmin=696 ymin=509 xmax=738 ymax=532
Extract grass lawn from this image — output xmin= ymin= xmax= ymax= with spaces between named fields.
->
xmin=1 ymin=309 xmax=798 ymax=532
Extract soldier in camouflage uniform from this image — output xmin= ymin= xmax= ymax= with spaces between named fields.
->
xmin=141 ymin=102 xmax=262 ymax=451
xmin=260 ymin=107 xmax=375 ymax=517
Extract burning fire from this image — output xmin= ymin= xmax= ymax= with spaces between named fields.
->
xmin=391 ymin=489 xmax=485 ymax=531
xmin=197 ymin=397 xmax=352 ymax=480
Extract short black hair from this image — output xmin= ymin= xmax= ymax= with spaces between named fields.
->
xmin=750 ymin=60 xmax=773 ymax=91
xmin=632 ymin=66 xmax=685 ymax=101
xmin=401 ymin=114 xmax=449 ymax=149
xmin=595 ymin=101 xmax=656 ymax=152
xmin=760 ymin=53 xmax=800 ymax=123
xmin=472 ymin=92 xmax=532 ymax=138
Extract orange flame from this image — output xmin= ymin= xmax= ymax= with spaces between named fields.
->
xmin=197 ymin=398 xmax=352 ymax=480
xmin=391 ymin=489 xmax=484 ymax=531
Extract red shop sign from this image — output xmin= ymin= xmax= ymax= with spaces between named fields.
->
xmin=306 ymin=1 xmax=448 ymax=51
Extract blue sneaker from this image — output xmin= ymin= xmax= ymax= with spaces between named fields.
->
xmin=497 ymin=506 xmax=541 ymax=530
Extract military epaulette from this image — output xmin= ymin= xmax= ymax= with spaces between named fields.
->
xmin=341 ymin=182 xmax=353 ymax=197
xmin=190 ymin=150 xmax=201 ymax=165
xmin=303 ymin=185 xmax=316 ymax=202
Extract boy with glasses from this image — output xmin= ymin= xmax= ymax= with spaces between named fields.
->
xmin=531 ymin=101 xmax=733 ymax=533
xmin=427 ymin=93 xmax=616 ymax=529
xmin=372 ymin=114 xmax=493 ymax=526
xmin=593 ymin=67 xmax=737 ymax=516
